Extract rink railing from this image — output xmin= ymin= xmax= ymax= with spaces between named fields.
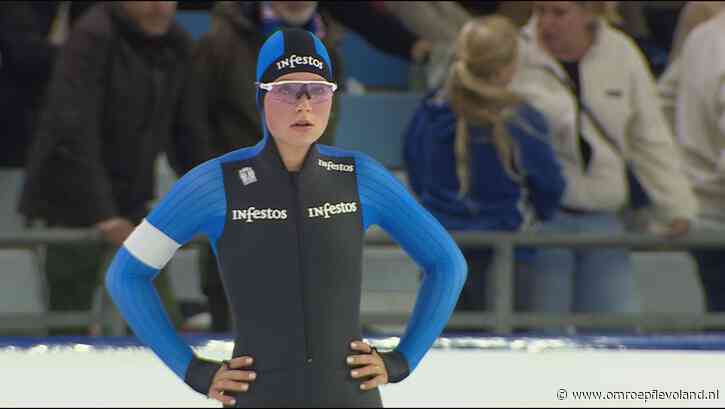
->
xmin=1 ymin=228 xmax=725 ymax=334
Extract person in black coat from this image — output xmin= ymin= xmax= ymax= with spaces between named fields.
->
xmin=0 ymin=1 xmax=90 ymax=233
xmin=0 ymin=1 xmax=92 ymax=168
xmin=19 ymin=1 xmax=210 ymax=334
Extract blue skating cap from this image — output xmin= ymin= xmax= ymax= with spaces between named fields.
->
xmin=256 ymin=28 xmax=333 ymax=84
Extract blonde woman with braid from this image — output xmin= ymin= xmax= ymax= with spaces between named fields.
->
xmin=404 ymin=15 xmax=565 ymax=313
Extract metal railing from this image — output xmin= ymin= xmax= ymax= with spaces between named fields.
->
xmin=368 ymin=229 xmax=725 ymax=333
xmin=2 ymin=228 xmax=725 ymax=334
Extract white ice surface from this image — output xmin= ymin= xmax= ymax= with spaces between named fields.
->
xmin=0 ymin=344 xmax=723 ymax=407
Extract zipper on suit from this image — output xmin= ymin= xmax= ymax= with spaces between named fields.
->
xmin=289 ymin=172 xmax=312 ymax=364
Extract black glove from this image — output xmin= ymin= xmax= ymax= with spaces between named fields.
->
xmin=185 ymin=356 xmax=223 ymax=395
xmin=372 ymin=347 xmax=411 ymax=383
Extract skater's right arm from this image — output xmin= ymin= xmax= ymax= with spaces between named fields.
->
xmin=104 ymin=158 xmax=229 ymax=396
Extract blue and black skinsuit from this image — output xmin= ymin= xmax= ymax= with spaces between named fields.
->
xmin=105 ymin=28 xmax=467 ymax=407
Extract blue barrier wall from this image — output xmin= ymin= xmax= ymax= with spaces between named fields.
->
xmin=175 ymin=11 xmax=210 ymax=40
xmin=335 ymin=93 xmax=422 ymax=169
xmin=339 ymin=30 xmax=410 ymax=89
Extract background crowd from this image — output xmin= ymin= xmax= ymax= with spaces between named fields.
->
xmin=1 ymin=1 xmax=723 ymax=335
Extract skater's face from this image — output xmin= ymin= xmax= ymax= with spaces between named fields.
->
xmin=263 ymin=72 xmax=334 ymax=148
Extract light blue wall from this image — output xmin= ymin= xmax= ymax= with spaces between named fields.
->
xmin=334 ymin=93 xmax=422 ymax=169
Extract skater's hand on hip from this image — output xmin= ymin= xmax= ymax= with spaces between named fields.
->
xmin=347 ymin=340 xmax=388 ymax=390
xmin=208 ymin=356 xmax=256 ymax=406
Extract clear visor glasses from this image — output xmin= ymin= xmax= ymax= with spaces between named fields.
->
xmin=257 ymin=80 xmax=338 ymax=105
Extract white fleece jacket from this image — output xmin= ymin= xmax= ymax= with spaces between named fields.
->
xmin=677 ymin=12 xmax=725 ymax=222
xmin=512 ymin=17 xmax=696 ymax=224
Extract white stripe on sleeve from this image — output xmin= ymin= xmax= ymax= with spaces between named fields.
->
xmin=123 ymin=219 xmax=181 ymax=269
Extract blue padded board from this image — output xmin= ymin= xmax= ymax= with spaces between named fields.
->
xmin=175 ymin=11 xmax=211 ymax=40
xmin=335 ymin=93 xmax=423 ymax=169
xmin=339 ymin=30 xmax=410 ymax=89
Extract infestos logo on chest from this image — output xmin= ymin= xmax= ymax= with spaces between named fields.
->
xmin=232 ymin=207 xmax=288 ymax=223
xmin=307 ymin=201 xmax=358 ymax=219
xmin=318 ymin=159 xmax=355 ymax=172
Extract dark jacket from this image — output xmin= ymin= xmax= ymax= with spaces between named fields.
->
xmin=190 ymin=1 xmax=344 ymax=155
xmin=319 ymin=1 xmax=419 ymax=60
xmin=0 ymin=1 xmax=91 ymax=167
xmin=19 ymin=3 xmax=210 ymax=226
xmin=404 ymin=93 xmax=566 ymax=233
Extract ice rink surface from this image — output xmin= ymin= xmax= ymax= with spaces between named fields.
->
xmin=1 ymin=335 xmax=724 ymax=407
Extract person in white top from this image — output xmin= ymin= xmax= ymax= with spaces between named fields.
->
xmin=657 ymin=2 xmax=725 ymax=138
xmin=511 ymin=1 xmax=696 ymax=325
xmin=676 ymin=10 xmax=725 ymax=314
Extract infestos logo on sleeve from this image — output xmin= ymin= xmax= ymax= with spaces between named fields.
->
xmin=307 ymin=201 xmax=358 ymax=219
xmin=276 ymin=54 xmax=324 ymax=71
xmin=318 ymin=159 xmax=355 ymax=172
xmin=232 ymin=207 xmax=288 ymax=223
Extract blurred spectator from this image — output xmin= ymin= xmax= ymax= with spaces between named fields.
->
xmin=658 ymin=2 xmax=725 ymax=133
xmin=191 ymin=0 xmax=432 ymax=332
xmin=641 ymin=1 xmax=687 ymax=53
xmin=456 ymin=2 xmax=500 ymax=16
xmin=455 ymin=2 xmax=613 ymax=28
xmin=382 ymin=1 xmax=567 ymax=90
xmin=511 ymin=1 xmax=696 ymax=326
xmin=608 ymin=1 xmax=687 ymax=62
xmin=403 ymin=15 xmax=565 ymax=314
xmin=320 ymin=2 xmax=433 ymax=65
xmin=614 ymin=1 xmax=669 ymax=77
xmin=18 ymin=1 xmax=210 ymax=334
xmin=675 ymin=10 xmax=725 ymax=315
xmin=382 ymin=1 xmax=471 ymax=42
xmin=0 ymin=1 xmax=92 ymax=169
xmin=669 ymin=1 xmax=725 ymax=61
xmin=0 ymin=2 xmax=90 ymax=231
xmin=380 ymin=1 xmax=471 ymax=90
xmin=616 ymin=1 xmax=650 ymax=39
xmin=496 ymin=2 xmax=536 ymax=27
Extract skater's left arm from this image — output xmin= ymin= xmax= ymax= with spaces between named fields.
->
xmin=355 ymin=152 xmax=467 ymax=383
